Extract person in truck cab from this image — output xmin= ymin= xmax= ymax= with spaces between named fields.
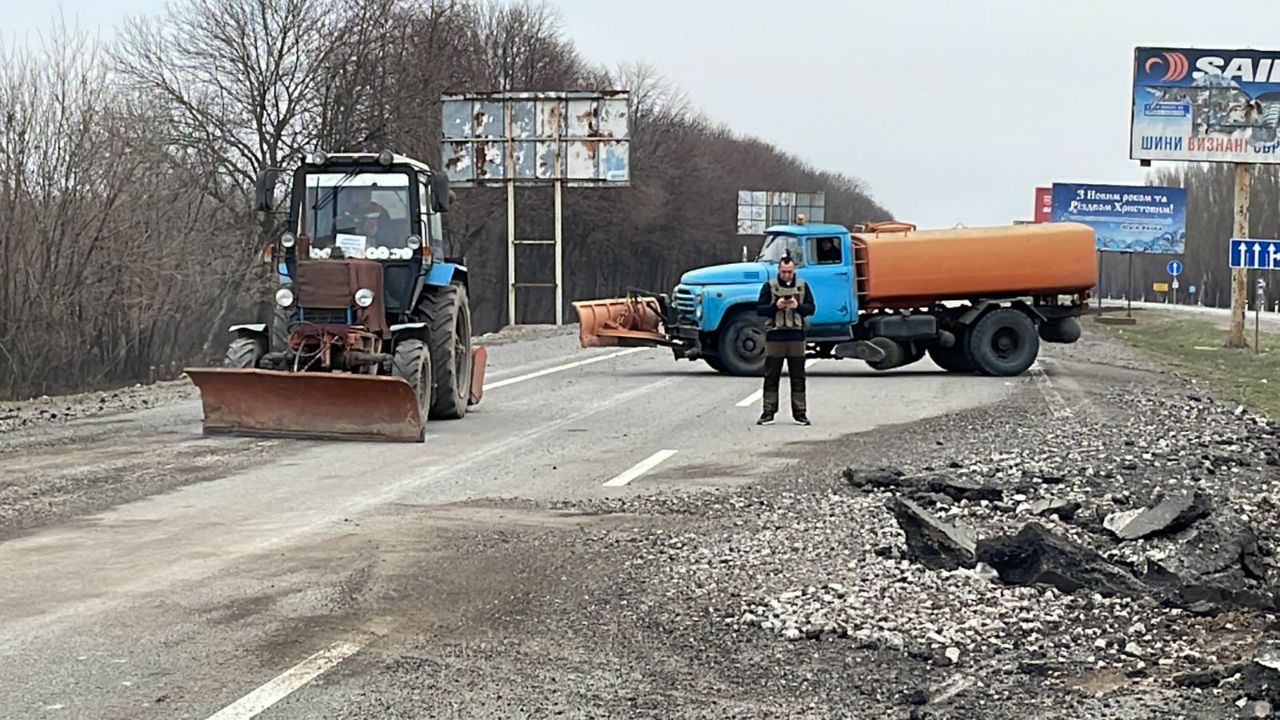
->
xmin=755 ymin=254 xmax=815 ymax=426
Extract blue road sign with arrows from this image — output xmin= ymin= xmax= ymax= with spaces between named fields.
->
xmin=1167 ymin=259 xmax=1183 ymax=276
xmin=1230 ymin=238 xmax=1280 ymax=270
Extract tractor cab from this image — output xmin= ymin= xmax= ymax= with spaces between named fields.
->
xmin=265 ymin=151 xmax=452 ymax=323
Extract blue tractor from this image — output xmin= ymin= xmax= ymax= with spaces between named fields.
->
xmin=186 ymin=151 xmax=485 ymax=442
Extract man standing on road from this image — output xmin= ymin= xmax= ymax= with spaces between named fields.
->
xmin=756 ymin=255 xmax=815 ymax=426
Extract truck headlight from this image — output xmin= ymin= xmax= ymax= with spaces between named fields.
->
xmin=354 ymin=288 xmax=375 ymax=307
xmin=275 ymin=287 xmax=295 ymax=307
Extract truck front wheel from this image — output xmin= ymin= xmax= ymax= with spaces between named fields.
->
xmin=716 ymin=312 xmax=767 ymax=376
xmin=967 ymin=308 xmax=1039 ymax=376
xmin=703 ymin=356 xmax=729 ymax=373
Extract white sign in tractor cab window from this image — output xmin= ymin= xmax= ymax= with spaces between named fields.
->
xmin=303 ymin=172 xmax=417 ymax=260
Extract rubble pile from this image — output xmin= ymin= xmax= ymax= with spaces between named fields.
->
xmin=576 ymin=379 xmax=1280 ymax=713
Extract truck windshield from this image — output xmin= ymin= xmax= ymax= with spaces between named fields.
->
xmin=301 ymin=171 xmax=415 ymax=260
xmin=757 ymin=234 xmax=806 ymax=265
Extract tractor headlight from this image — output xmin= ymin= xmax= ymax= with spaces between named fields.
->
xmin=694 ymin=293 xmax=703 ymax=320
xmin=280 ymin=232 xmax=296 ymax=248
xmin=306 ymin=150 xmax=328 ymax=166
xmin=275 ymin=287 xmax=295 ymax=307
xmin=354 ymin=288 xmax=375 ymax=307
xmin=377 ymin=149 xmax=394 ymax=165
xmin=406 ymin=234 xmax=422 ymax=250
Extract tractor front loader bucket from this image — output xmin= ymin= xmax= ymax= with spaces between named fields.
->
xmin=185 ymin=368 xmax=425 ymax=442
xmin=572 ymin=296 xmax=671 ymax=348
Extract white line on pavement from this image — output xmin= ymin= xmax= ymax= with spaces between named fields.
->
xmin=484 ymin=348 xmax=643 ymax=390
xmin=205 ymin=641 xmax=362 ymax=720
xmin=1029 ymin=360 xmax=1072 ymax=419
xmin=734 ymin=359 xmax=819 ymax=407
xmin=603 ymin=449 xmax=678 ymax=487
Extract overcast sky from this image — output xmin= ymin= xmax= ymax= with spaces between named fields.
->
xmin=8 ymin=0 xmax=1280 ymax=227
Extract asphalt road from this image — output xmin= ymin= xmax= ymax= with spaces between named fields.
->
xmin=0 ymin=329 xmax=1022 ymax=719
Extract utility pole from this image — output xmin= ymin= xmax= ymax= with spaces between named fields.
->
xmin=1229 ymin=163 xmax=1250 ymax=348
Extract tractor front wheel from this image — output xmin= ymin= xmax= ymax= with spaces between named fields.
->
xmin=393 ymin=338 xmax=433 ymax=421
xmin=224 ymin=337 xmax=265 ymax=369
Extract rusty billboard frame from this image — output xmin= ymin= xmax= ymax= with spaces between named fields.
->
xmin=441 ymin=90 xmax=630 ymax=187
xmin=440 ymin=90 xmax=631 ymax=327
xmin=736 ymin=190 xmax=825 ymax=234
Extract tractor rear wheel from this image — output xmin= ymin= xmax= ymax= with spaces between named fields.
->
xmin=423 ymin=281 xmax=473 ymax=420
xmin=393 ymin=338 xmax=433 ymax=421
xmin=224 ymin=337 xmax=264 ymax=369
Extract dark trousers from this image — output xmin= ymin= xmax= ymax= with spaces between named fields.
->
xmin=762 ymin=340 xmax=806 ymax=416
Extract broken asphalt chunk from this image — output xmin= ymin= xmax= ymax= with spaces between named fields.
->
xmin=890 ymin=497 xmax=976 ymax=571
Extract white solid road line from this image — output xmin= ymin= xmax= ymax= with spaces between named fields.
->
xmin=603 ymin=449 xmax=678 ymax=487
xmin=484 ymin=348 xmax=643 ymax=390
xmin=1029 ymin=360 xmax=1072 ymax=420
xmin=205 ymin=641 xmax=362 ymax=720
xmin=734 ymin=359 xmax=819 ymax=408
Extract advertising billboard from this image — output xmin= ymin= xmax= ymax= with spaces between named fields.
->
xmin=441 ymin=91 xmax=630 ymax=186
xmin=1034 ymin=187 xmax=1052 ymax=223
xmin=1131 ymin=47 xmax=1280 ymax=164
xmin=1050 ymin=183 xmax=1187 ymax=253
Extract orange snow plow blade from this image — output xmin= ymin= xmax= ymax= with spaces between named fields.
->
xmin=571 ymin=296 xmax=670 ymax=348
xmin=184 ymin=368 xmax=425 ymax=443
xmin=469 ymin=346 xmax=487 ymax=407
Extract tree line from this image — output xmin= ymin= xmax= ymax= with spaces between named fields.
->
xmin=0 ymin=0 xmax=890 ymax=401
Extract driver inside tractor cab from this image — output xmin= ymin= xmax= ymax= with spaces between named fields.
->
xmin=335 ymin=186 xmax=395 ymax=246
xmin=304 ymin=173 xmax=413 ymax=258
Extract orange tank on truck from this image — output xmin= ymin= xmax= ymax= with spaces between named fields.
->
xmin=854 ymin=222 xmax=1096 ymax=308
xmin=572 ymin=219 xmax=1097 ymax=379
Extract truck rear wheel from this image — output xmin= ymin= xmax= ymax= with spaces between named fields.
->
xmin=967 ymin=308 xmax=1039 ymax=376
xmin=1039 ymin=317 xmax=1082 ymax=344
xmin=224 ymin=337 xmax=264 ymax=369
xmin=716 ymin=312 xmax=766 ymax=376
xmin=927 ymin=337 xmax=976 ymax=373
xmin=423 ymin=281 xmax=473 ymax=420
xmin=393 ymin=338 xmax=433 ymax=421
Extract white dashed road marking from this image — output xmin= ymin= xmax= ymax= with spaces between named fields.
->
xmin=603 ymin=449 xmax=679 ymax=487
xmin=485 ymin=348 xmax=643 ymax=390
xmin=205 ymin=641 xmax=362 ymax=720
xmin=734 ymin=359 xmax=819 ymax=407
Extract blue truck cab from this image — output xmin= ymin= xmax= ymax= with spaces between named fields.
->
xmin=667 ymin=221 xmax=860 ymax=375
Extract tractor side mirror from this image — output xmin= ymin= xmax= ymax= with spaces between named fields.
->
xmin=430 ymin=173 xmax=451 ymax=212
xmin=255 ymin=168 xmax=280 ymax=213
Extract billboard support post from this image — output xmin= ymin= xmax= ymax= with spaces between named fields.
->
xmin=1098 ymin=251 xmax=1105 ymax=309
xmin=1127 ymin=251 xmax=1135 ymax=318
xmin=1230 ymin=163 xmax=1250 ymax=348
xmin=554 ymin=179 xmax=564 ymax=326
